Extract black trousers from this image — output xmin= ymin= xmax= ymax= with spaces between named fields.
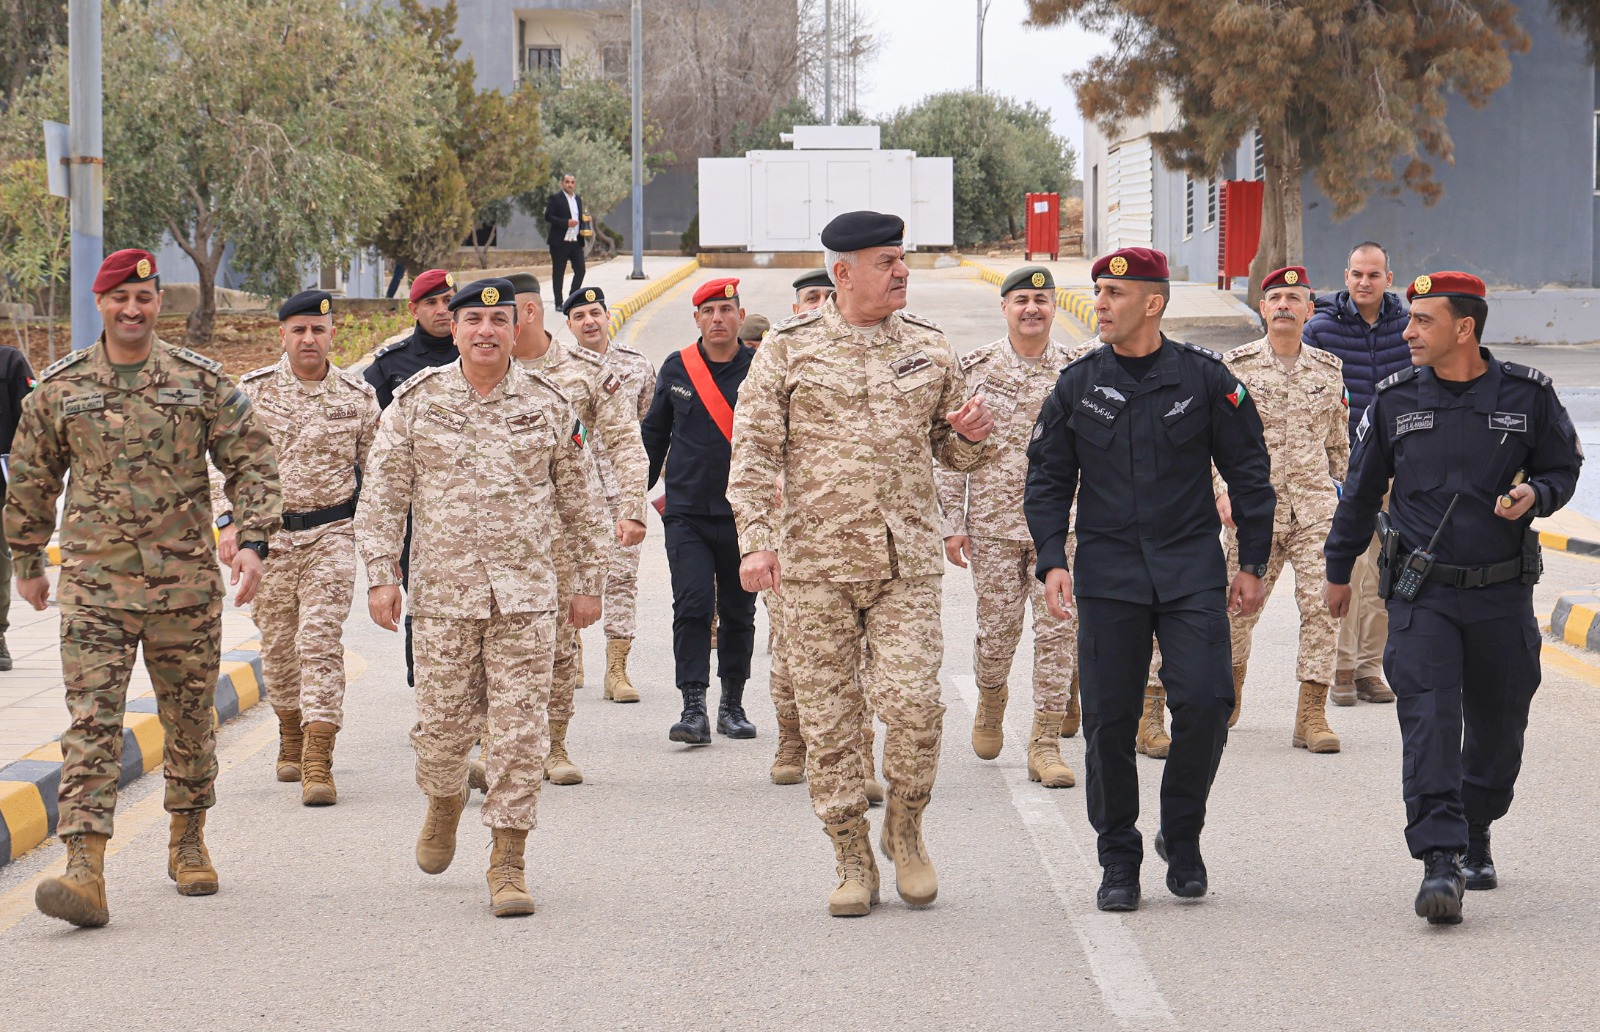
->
xmin=1077 ymin=589 xmax=1233 ymax=866
xmin=550 ymin=240 xmax=586 ymax=303
xmin=1384 ymin=586 xmax=1540 ymax=858
xmin=663 ymin=513 xmax=756 ymax=688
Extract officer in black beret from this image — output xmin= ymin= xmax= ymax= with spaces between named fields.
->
xmin=563 ymin=285 xmax=607 ymax=316
xmin=278 ymin=289 xmax=334 ymax=321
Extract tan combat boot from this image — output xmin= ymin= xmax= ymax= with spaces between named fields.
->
xmin=416 ymin=789 xmax=469 ymax=874
xmin=603 ymin=638 xmax=639 ymax=702
xmin=1059 ymin=670 xmax=1082 ymax=738
xmin=824 ymin=817 xmax=879 ymax=917
xmin=1027 ymin=711 xmax=1076 ymax=788
xmin=1292 ymin=681 xmax=1342 ymax=753
xmin=300 ymin=721 xmax=338 ymax=806
xmin=1135 ymin=686 xmax=1171 ymax=759
xmin=486 ymin=828 xmax=536 ymax=917
xmin=35 ymin=832 xmax=110 ymax=927
xmin=467 ymin=757 xmax=489 ymax=794
xmin=275 ymin=708 xmax=304 ymax=782
xmin=880 ymin=795 xmax=938 ymax=905
xmin=861 ymin=718 xmax=883 ymax=804
xmin=971 ymin=681 xmax=1008 ymax=760
xmin=1356 ymin=675 xmax=1396 ymax=704
xmin=1229 ymin=663 xmax=1247 ymax=729
xmin=1331 ymin=669 xmax=1358 ymax=706
xmin=771 ymin=710 xmax=806 ymax=785
xmin=167 ymin=812 xmax=219 ymax=896
xmin=544 ymin=718 xmax=584 ymax=785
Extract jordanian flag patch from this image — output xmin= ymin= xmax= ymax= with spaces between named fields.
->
xmin=1226 ymin=382 xmax=1248 ymax=408
xmin=570 ymin=419 xmax=589 ymax=447
xmin=1341 ymin=387 xmax=1350 ymax=408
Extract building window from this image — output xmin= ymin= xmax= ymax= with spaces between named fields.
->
xmin=1253 ymin=130 xmax=1265 ymax=181
xmin=1184 ymin=174 xmax=1195 ymax=239
xmin=1206 ymin=179 xmax=1218 ymax=228
xmin=523 ymin=46 xmax=562 ymax=80
xmin=600 ymin=44 xmax=629 ymax=83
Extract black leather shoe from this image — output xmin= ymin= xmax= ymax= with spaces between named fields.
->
xmin=1097 ymin=862 xmax=1141 ymax=912
xmin=1415 ymin=849 xmax=1465 ymax=924
xmin=669 ymin=684 xmax=711 ymax=745
xmin=1154 ymin=831 xmax=1207 ymax=898
xmin=716 ymin=679 xmax=757 ymax=739
xmin=1463 ymin=821 xmax=1497 ymax=890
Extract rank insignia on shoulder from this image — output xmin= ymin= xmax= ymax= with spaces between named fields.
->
xmin=240 ymin=366 xmax=275 ymax=383
xmin=1502 ymin=362 xmax=1552 ymax=388
xmin=960 ymin=349 xmax=987 ymax=371
xmin=900 ymin=311 xmax=940 ymax=331
xmin=170 ymin=346 xmax=222 ymax=373
xmin=1185 ymin=343 xmax=1222 ymax=362
xmin=1376 ymin=366 xmax=1418 ymax=392
xmin=41 ymin=349 xmax=91 ymax=380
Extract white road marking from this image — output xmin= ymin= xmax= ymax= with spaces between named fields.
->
xmin=952 ymin=674 xmax=1175 ymax=1028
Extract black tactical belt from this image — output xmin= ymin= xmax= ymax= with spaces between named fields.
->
xmin=281 ymin=496 xmax=357 ymax=532
xmin=1424 ymin=557 xmax=1522 ymax=589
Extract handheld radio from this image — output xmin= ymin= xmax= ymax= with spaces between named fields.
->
xmin=1393 ymin=494 xmax=1460 ymax=602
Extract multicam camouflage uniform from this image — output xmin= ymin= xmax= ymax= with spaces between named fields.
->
xmin=729 ymin=300 xmax=993 ymax=827
xmin=5 ymin=338 xmax=281 ymax=838
xmin=210 ymin=355 xmax=378 ymax=728
xmin=520 ymin=338 xmax=648 ymax=717
xmin=937 ymin=336 xmax=1080 ymax=710
xmin=356 ymin=362 xmax=608 ymax=830
xmin=1220 ymin=339 xmax=1350 ymax=683
xmin=592 ymin=342 xmax=655 ymax=641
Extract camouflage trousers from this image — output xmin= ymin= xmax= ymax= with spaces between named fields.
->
xmin=412 ymin=607 xmax=555 ymax=831
xmin=1225 ymin=520 xmax=1339 ymax=685
xmin=782 ymin=577 xmax=945 ymax=826
xmin=603 ymin=497 xmax=639 ymax=640
xmin=56 ymin=599 xmax=223 ymax=838
xmin=252 ymin=530 xmax=355 ymax=728
xmin=551 ymin=542 xmax=581 ymax=722
xmin=968 ymin=536 xmax=1076 ymax=711
xmin=766 ymin=589 xmax=876 ymax=750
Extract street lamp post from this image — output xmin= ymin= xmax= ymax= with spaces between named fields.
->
xmin=68 ymin=0 xmax=104 ymax=350
xmin=976 ymin=0 xmax=992 ymax=93
xmin=628 ymin=0 xmax=646 ymax=279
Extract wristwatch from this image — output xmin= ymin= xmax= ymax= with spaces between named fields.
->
xmin=1238 ymin=563 xmax=1268 ymax=578
xmin=215 ymin=514 xmax=234 ymax=530
xmin=239 ymin=540 xmax=269 ymax=562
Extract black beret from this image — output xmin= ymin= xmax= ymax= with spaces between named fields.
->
xmin=1001 ymin=266 xmax=1054 ymax=295
xmin=447 ymin=278 xmax=518 ymax=312
xmin=278 ymin=289 xmax=333 ymax=321
xmin=505 ymin=272 xmax=541 ymax=296
xmin=563 ymin=286 xmax=607 ymax=314
xmin=792 ymin=268 xmax=833 ymax=292
xmin=819 ymin=210 xmax=905 ymax=252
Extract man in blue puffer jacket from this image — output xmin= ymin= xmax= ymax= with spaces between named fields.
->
xmin=1303 ymin=241 xmax=1409 ymax=708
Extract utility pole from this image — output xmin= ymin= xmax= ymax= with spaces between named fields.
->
xmin=976 ymin=0 xmax=991 ymax=93
xmin=823 ymin=0 xmax=834 ymax=124
xmin=628 ymin=0 xmax=645 ymax=279
xmin=68 ymin=0 xmax=104 ymax=350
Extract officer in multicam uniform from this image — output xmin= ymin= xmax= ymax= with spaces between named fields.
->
xmin=1217 ymin=266 xmax=1348 ymax=753
xmin=509 ymin=272 xmax=647 ymax=786
xmin=937 ymin=265 xmax=1078 ymax=790
xmin=731 ymin=211 xmax=996 ymax=918
xmin=211 ymin=290 xmax=379 ymax=805
xmin=10 ymin=249 xmax=280 ymax=928
xmin=564 ymin=286 xmax=656 ymax=699
xmin=358 ymin=278 xmax=609 ymax=918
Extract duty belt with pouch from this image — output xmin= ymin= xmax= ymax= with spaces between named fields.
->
xmin=1374 ymin=511 xmax=1540 ymax=598
xmin=281 ymin=493 xmax=358 ymax=532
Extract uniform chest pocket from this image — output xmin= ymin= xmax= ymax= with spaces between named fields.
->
xmin=1162 ymin=405 xmax=1208 ymax=447
xmin=1394 ymin=441 xmax=1445 ymax=492
xmin=1070 ymin=414 xmax=1117 ymax=452
xmin=891 ymin=368 xmax=942 ymax=420
xmin=792 ymin=374 xmax=860 ymax=438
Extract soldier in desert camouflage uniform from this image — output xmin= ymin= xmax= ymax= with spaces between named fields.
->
xmin=358 ymin=278 xmax=609 ymax=918
xmin=212 ymin=290 xmax=378 ymax=806
xmin=8 ymin=249 xmax=280 ymax=927
xmin=731 ymin=211 xmax=996 ymax=917
xmin=1219 ymin=266 xmax=1349 ymax=752
xmin=564 ymin=286 xmax=655 ymax=700
xmin=938 ymin=266 xmax=1079 ymax=789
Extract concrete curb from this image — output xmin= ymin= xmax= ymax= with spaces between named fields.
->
xmin=606 ymin=257 xmax=702 ymax=339
xmin=959 ymin=259 xmax=1098 ymax=334
xmin=1551 ymin=592 xmax=1600 ymax=652
xmin=1539 ymin=529 xmax=1600 ymax=558
xmin=0 ymin=644 xmax=266 ymax=867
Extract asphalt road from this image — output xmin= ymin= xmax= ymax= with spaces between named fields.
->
xmin=3 ymin=266 xmax=1599 ymax=1031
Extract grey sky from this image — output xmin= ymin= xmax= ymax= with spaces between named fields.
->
xmin=852 ymin=0 xmax=1109 ymax=159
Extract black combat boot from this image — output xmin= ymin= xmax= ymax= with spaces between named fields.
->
xmin=0 ymin=633 xmax=11 ymax=672
xmin=669 ymin=683 xmax=711 ymax=745
xmin=1096 ymin=862 xmax=1141 ymax=912
xmin=1154 ymin=830 xmax=1208 ymax=898
xmin=1415 ymin=848 xmax=1465 ymax=925
xmin=1463 ymin=821 xmax=1497 ymax=890
xmin=716 ymin=678 xmax=757 ymax=739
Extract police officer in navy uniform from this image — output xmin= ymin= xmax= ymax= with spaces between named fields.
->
xmin=1323 ymin=271 xmax=1582 ymax=926
xmin=641 ymin=277 xmax=759 ymax=745
xmin=362 ymin=267 xmax=457 ymax=684
xmin=1024 ymin=246 xmax=1275 ymax=912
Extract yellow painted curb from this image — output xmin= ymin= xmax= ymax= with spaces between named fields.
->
xmin=0 ymin=782 xmax=49 ymax=854
xmin=222 ymin=659 xmax=261 ymax=711
xmin=607 ymin=257 xmax=703 ymax=339
xmin=22 ymin=742 xmax=63 ymax=764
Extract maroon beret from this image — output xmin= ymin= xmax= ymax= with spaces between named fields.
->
xmin=1261 ymin=265 xmax=1310 ymax=292
xmin=92 ymin=248 xmax=158 ymax=294
xmin=1406 ymin=271 xmax=1486 ymax=303
xmin=692 ymin=277 xmax=740 ymax=307
xmin=408 ymin=268 xmax=455 ymax=303
xmin=1091 ymin=247 xmax=1169 ymax=283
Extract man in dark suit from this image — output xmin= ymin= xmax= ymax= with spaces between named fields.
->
xmin=544 ymin=173 xmax=586 ymax=302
